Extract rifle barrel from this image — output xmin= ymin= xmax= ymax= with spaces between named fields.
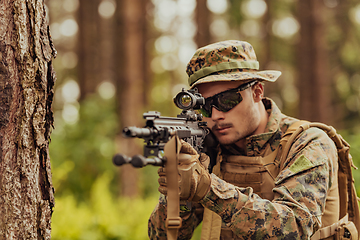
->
xmin=123 ymin=127 xmax=157 ymax=138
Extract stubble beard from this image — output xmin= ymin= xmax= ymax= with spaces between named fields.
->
xmin=218 ymin=133 xmax=242 ymax=146
xmin=216 ymin=127 xmax=251 ymax=146
xmin=212 ymin=123 xmax=249 ymax=146
xmin=213 ymin=111 xmax=259 ymax=146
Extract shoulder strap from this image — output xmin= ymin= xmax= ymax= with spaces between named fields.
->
xmin=164 ymin=135 xmax=182 ymax=240
xmin=278 ymin=120 xmax=310 ymax=166
xmin=263 ymin=120 xmax=309 ymax=179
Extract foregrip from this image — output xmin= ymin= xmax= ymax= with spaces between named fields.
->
xmin=112 ymin=154 xmax=164 ymax=168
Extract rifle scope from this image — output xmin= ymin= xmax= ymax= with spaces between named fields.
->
xmin=173 ymin=88 xmax=205 ymax=110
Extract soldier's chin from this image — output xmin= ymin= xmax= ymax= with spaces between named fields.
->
xmin=217 ymin=136 xmax=237 ymax=146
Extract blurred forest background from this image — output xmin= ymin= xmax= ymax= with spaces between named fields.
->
xmin=46 ymin=0 xmax=360 ymax=239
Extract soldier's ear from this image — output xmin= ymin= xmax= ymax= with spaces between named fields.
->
xmin=252 ymin=82 xmax=264 ymax=102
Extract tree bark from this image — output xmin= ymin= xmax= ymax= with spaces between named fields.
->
xmin=0 ymin=0 xmax=56 ymax=239
xmin=297 ymin=0 xmax=332 ymax=123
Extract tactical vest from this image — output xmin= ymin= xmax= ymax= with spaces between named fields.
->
xmin=200 ymin=121 xmax=360 ymax=240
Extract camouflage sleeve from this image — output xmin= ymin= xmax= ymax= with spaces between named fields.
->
xmin=199 ymin=128 xmax=338 ymax=239
xmin=148 ymin=194 xmax=204 ymax=239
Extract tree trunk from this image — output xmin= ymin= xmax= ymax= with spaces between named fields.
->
xmin=98 ymin=10 xmax=115 ymax=87
xmin=77 ymin=0 xmax=102 ymax=99
xmin=297 ymin=0 xmax=332 ymax=123
xmin=262 ymin=0 xmax=272 ymax=68
xmin=262 ymin=0 xmax=277 ymax=97
xmin=0 ymin=0 xmax=56 ymax=239
xmin=114 ymin=0 xmax=148 ymax=197
xmin=331 ymin=0 xmax=352 ymax=127
xmin=195 ymin=0 xmax=211 ymax=48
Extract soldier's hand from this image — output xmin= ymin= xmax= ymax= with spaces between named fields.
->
xmin=158 ymin=140 xmax=211 ymax=202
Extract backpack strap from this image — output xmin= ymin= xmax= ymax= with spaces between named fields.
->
xmin=310 ymin=214 xmax=349 ymax=240
xmin=278 ymin=120 xmax=310 ymax=168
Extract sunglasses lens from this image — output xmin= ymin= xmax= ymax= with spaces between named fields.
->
xmin=199 ymin=108 xmax=211 ymax=118
xmin=200 ymin=87 xmax=244 ymax=117
xmin=217 ymin=91 xmax=242 ymax=112
xmin=200 ymin=98 xmax=213 ymax=117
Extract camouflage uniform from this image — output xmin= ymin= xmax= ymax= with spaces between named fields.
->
xmin=148 ymin=98 xmax=338 ymax=239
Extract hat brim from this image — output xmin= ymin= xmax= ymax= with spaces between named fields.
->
xmin=190 ymin=70 xmax=281 ymax=88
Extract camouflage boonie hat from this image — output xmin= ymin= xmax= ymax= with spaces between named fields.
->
xmin=186 ymin=40 xmax=281 ymax=88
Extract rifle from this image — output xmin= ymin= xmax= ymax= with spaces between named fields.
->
xmin=113 ymin=88 xmax=212 ymax=168
xmin=112 ymin=88 xmax=219 ymax=240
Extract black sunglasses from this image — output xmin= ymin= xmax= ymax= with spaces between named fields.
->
xmin=199 ymin=80 xmax=258 ymax=118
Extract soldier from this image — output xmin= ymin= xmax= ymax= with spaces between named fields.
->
xmin=148 ymin=40 xmax=340 ymax=239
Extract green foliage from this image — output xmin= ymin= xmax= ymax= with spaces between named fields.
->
xmin=51 ymin=171 xmax=159 ymax=240
xmin=50 ymin=94 xmax=166 ymax=239
xmin=341 ymin=130 xmax=360 ymax=197
xmin=50 ymin=95 xmax=119 ymax=200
